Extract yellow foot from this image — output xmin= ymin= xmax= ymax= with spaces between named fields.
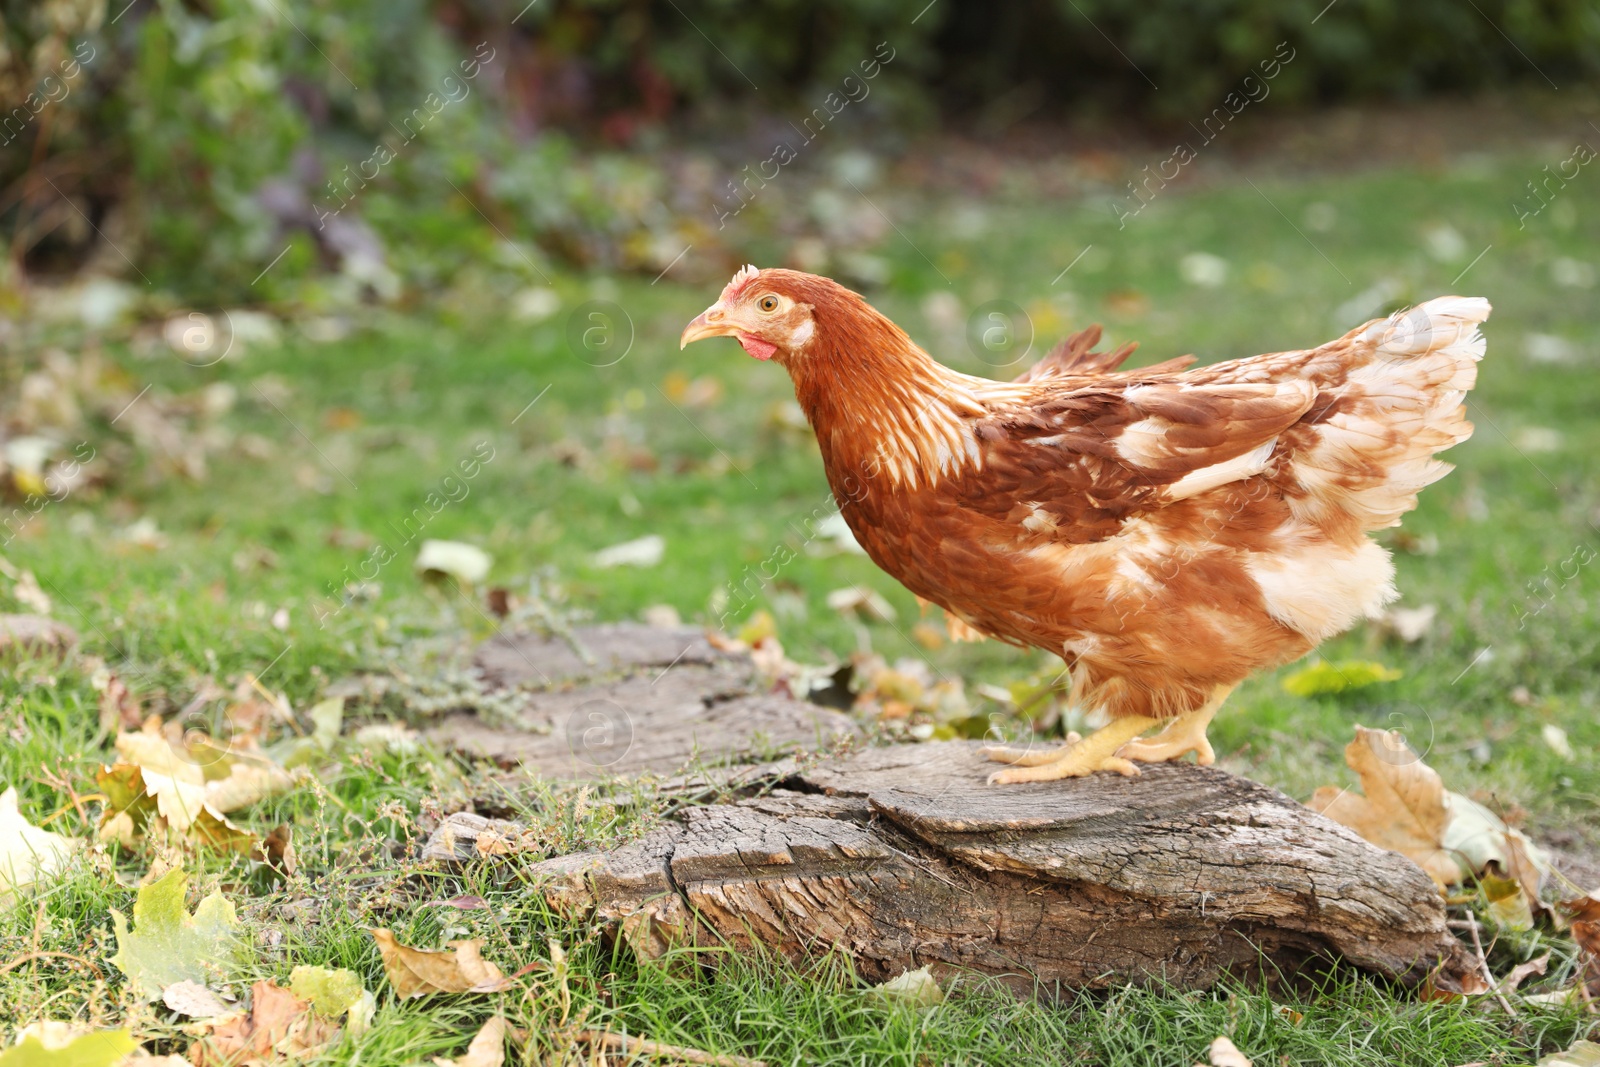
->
xmin=1113 ymin=684 xmax=1235 ymax=767
xmin=983 ymin=716 xmax=1160 ymax=784
xmin=977 ymin=732 xmax=1080 ymax=767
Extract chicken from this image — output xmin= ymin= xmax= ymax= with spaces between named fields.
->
xmin=681 ymin=266 xmax=1489 ymax=783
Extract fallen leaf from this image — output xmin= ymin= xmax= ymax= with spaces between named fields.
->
xmin=1483 ymin=874 xmax=1534 ymax=931
xmin=1542 ymin=723 xmax=1575 ymax=760
xmin=1205 ymin=1035 xmax=1252 ymax=1067
xmin=641 ymin=604 xmax=681 ymax=629
xmin=1379 ymin=604 xmax=1436 ymax=643
xmin=0 ymin=1027 xmax=133 ymax=1067
xmin=98 ymin=730 xmax=298 ymax=854
xmin=826 ymin=586 xmax=897 ymax=622
xmin=736 ymin=610 xmax=777 ymax=646
xmin=200 ymin=759 xmax=297 ymax=814
xmin=864 ymin=965 xmax=943 ymax=1010
xmin=189 ymin=980 xmax=341 ymax=1067
xmin=9 ymin=570 xmax=51 ymax=615
xmin=416 ymin=540 xmax=492 ymax=584
xmin=1308 ymin=727 xmax=1459 ymax=885
xmin=92 ymin=670 xmax=144 ymax=733
xmin=1502 ymin=952 xmax=1550 ymax=993
xmin=97 ymin=760 xmax=257 ymax=855
xmin=370 ymin=929 xmax=510 ymax=998
xmin=1561 ymin=889 xmax=1600 ymax=923
xmin=1310 ymin=725 xmax=1553 ymax=898
xmin=1571 ymin=917 xmax=1600 ymax=990
xmin=258 ymin=824 xmax=296 ymax=875
xmin=163 ymin=978 xmax=234 ymax=1019
xmin=1501 ymin=831 xmax=1554 ymax=918
xmin=1443 ymin=793 xmax=1552 ymax=913
xmin=1282 ymin=660 xmax=1401 ymax=698
xmin=0 ymin=786 xmax=76 ymax=905
xmin=308 ymin=698 xmax=343 ymax=750
xmin=288 ymin=965 xmax=366 ymax=1017
xmin=0 ymin=614 xmax=78 ymax=659
xmin=592 ymin=534 xmax=664 ymax=569
xmin=109 ymin=868 xmax=242 ymax=1001
xmin=432 ymin=1017 xmax=507 ymax=1067
xmin=1541 ymin=1041 xmax=1600 ymax=1067
xmin=810 ymin=512 xmax=865 ymax=556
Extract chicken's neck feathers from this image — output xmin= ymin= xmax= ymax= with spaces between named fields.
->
xmin=786 ymin=313 xmax=1019 ymax=493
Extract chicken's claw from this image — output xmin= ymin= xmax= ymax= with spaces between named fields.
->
xmin=977 ymin=732 xmax=1081 ymax=767
xmin=983 ymin=716 xmax=1159 ymax=784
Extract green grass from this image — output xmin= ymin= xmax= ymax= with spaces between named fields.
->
xmin=3 ymin=147 xmax=1598 ymax=1063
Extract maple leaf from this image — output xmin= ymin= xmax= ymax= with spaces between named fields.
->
xmin=96 ymin=728 xmax=297 ymax=855
xmin=0 ymin=1026 xmax=133 ymax=1067
xmin=108 ymin=868 xmax=242 ymax=1002
xmin=1310 ymin=726 xmax=1553 ymax=902
xmin=1309 ymin=726 xmax=1460 ymax=885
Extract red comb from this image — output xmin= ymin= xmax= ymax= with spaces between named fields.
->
xmin=719 ymin=264 xmax=761 ymax=303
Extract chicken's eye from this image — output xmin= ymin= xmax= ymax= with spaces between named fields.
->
xmin=757 ymin=295 xmax=779 ymax=313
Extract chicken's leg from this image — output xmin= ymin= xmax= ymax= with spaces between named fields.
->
xmin=981 ymin=715 xmax=1160 ymax=783
xmin=1114 ymin=684 xmax=1237 ymax=766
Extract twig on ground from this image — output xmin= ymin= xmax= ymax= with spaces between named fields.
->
xmin=1461 ymin=911 xmax=1515 ymax=1015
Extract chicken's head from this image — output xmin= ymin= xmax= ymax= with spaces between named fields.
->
xmin=680 ymin=265 xmax=818 ymax=362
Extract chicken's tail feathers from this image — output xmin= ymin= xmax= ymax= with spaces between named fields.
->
xmin=1358 ymin=295 xmax=1490 ymax=384
xmin=1282 ymin=295 xmax=1491 ymax=538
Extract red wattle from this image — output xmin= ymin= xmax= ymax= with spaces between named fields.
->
xmin=737 ymin=333 xmax=778 ymax=361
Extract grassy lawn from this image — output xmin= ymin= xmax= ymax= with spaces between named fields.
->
xmin=3 ymin=147 xmax=1597 ymax=1063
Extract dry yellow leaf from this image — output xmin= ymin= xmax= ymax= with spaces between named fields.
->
xmin=370 ymin=929 xmax=511 ymax=998
xmin=1310 ymin=725 xmax=1554 ymax=901
xmin=1309 ymin=726 xmax=1460 ymax=885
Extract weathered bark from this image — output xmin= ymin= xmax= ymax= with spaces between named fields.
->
xmin=424 ymin=740 xmax=1475 ymax=993
xmin=425 ymin=624 xmax=857 ymax=778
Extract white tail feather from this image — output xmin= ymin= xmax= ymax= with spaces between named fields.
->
xmin=1289 ymin=296 xmax=1490 ymax=532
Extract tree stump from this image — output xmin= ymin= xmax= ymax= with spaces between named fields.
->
xmin=424 ymin=624 xmax=857 ymax=778
xmin=424 ymin=740 xmax=1476 ymax=993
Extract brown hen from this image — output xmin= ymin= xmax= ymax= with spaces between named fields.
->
xmin=682 ymin=267 xmax=1489 ymax=782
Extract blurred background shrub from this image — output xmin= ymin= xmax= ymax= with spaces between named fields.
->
xmin=3 ymin=0 xmax=1598 ymax=308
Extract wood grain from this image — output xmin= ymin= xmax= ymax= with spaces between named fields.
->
xmin=426 ymin=740 xmax=1476 ymax=993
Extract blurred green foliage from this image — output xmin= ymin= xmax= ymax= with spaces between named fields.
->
xmin=3 ymin=0 xmax=1598 ymax=306
xmin=940 ymin=0 xmax=1600 ymax=118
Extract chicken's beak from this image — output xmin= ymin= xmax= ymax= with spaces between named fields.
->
xmin=680 ymin=303 xmax=739 ymax=349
